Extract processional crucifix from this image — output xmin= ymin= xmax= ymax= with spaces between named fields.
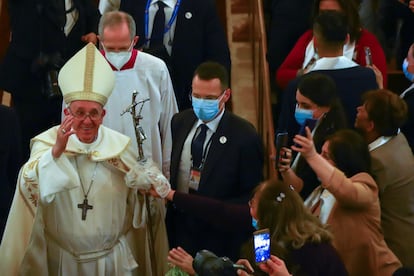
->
xmin=121 ymin=91 xmax=157 ymax=275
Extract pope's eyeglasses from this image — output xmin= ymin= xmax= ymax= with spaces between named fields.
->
xmin=69 ymin=108 xmax=102 ymax=121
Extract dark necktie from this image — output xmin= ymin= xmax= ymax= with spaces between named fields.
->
xmin=150 ymin=1 xmax=166 ymax=48
xmin=191 ymin=124 xmax=208 ymax=168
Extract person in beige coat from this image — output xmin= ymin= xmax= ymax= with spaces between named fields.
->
xmin=355 ymin=89 xmax=414 ymax=267
xmin=281 ymin=128 xmax=401 ymax=275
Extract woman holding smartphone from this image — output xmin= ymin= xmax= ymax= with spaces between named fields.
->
xmin=278 ymin=72 xmax=348 ymax=199
xmin=290 ymin=128 xmax=401 ymax=275
xmin=161 ymin=178 xmax=347 ymax=276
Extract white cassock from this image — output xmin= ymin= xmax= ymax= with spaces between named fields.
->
xmin=103 ymin=49 xmax=178 ymax=179
xmin=0 ymin=125 xmax=169 ymax=275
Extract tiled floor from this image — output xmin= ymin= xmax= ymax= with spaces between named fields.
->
xmin=226 ymin=0 xmax=258 ymax=129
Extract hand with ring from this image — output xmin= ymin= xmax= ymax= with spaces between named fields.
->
xmin=52 ymin=115 xmax=75 ymax=158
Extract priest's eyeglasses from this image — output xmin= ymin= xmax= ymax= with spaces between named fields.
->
xmin=69 ymin=108 xmax=103 ymax=121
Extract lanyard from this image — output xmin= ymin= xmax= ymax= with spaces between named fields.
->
xmin=144 ymin=0 xmax=181 ymax=45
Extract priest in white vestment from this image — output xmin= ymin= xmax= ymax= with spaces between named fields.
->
xmin=98 ymin=11 xmax=178 ymax=179
xmin=0 ymin=43 xmax=171 ymax=275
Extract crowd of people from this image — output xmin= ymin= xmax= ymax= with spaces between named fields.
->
xmin=0 ymin=0 xmax=414 ymax=275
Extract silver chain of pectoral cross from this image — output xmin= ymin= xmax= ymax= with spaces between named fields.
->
xmin=74 ymin=156 xmax=98 ymax=220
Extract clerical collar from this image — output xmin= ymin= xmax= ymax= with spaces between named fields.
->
xmin=144 ymin=0 xmax=181 ymax=45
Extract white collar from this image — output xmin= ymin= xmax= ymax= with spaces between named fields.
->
xmin=304 ymin=40 xmax=356 ymax=69
xmin=151 ymin=0 xmax=176 ymax=8
xmin=368 ymin=135 xmax=393 ymax=151
xmin=400 ymin=83 xmax=414 ymax=99
xmin=310 ymin=56 xmax=359 ymax=71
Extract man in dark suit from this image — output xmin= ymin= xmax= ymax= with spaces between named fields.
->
xmin=0 ymin=0 xmax=100 ymax=159
xmin=118 ymin=0 xmax=231 ymax=111
xmin=0 ymin=105 xmax=22 ymax=238
xmin=166 ymin=61 xmax=263 ymax=261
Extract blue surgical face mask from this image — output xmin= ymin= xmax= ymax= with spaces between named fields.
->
xmin=192 ymin=93 xmax=225 ymax=122
xmin=252 ymin=217 xmax=259 ymax=230
xmin=294 ymin=105 xmax=314 ymax=125
xmin=402 ymin=59 xmax=414 ymax=82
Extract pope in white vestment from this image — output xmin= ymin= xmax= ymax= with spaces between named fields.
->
xmin=0 ymin=43 xmax=170 ymax=275
xmin=103 ymin=48 xmax=178 ymax=178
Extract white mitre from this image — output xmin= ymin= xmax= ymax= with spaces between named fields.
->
xmin=58 ymin=42 xmax=115 ymax=106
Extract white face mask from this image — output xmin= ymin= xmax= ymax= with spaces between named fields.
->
xmin=103 ymin=41 xmax=133 ymax=70
xmin=106 ymin=51 xmax=132 ymax=70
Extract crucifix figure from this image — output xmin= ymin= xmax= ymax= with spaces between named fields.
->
xmin=78 ymin=198 xmax=93 ymax=220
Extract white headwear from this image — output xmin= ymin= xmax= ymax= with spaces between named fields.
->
xmin=58 ymin=43 xmax=115 ymax=106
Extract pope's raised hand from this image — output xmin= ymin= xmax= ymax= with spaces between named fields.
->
xmin=52 ymin=115 xmax=76 ymax=158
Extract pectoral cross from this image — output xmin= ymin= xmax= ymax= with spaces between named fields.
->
xmin=77 ymin=198 xmax=93 ymax=220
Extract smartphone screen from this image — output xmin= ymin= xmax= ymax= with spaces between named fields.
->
xmin=364 ymin=47 xmax=372 ymax=66
xmin=253 ymin=228 xmax=271 ymax=263
xmin=275 ymin=132 xmax=288 ymax=169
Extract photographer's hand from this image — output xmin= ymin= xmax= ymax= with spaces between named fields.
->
xmin=168 ymin=247 xmax=196 ymax=275
xmin=236 ymin=259 xmax=254 ymax=275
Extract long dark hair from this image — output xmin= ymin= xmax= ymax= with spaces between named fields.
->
xmin=295 ymin=73 xmax=348 ymax=197
xmin=297 ymin=72 xmax=348 ymax=134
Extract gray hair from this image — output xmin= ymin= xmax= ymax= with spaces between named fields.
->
xmin=98 ymin=11 xmax=136 ymax=41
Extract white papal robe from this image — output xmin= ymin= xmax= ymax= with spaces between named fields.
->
xmin=103 ymin=49 xmax=178 ymax=179
xmin=0 ymin=125 xmax=169 ymax=275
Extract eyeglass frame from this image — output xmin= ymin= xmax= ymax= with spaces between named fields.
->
xmin=188 ymin=89 xmax=227 ymax=102
xmin=68 ymin=106 xmax=104 ymax=121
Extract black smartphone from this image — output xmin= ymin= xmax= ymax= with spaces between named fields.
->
xmin=364 ymin=46 xmax=372 ymax=66
xmin=298 ymin=118 xmax=317 ymax=137
xmin=275 ymin=132 xmax=288 ymax=169
xmin=295 ymin=118 xmax=317 ymax=148
xmin=253 ymin=228 xmax=271 ymax=264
